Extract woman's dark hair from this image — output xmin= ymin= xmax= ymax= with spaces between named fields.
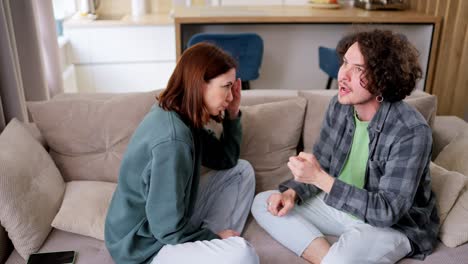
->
xmin=336 ymin=29 xmax=422 ymax=102
xmin=158 ymin=42 xmax=237 ymax=128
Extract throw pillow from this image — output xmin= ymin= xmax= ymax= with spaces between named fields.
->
xmin=28 ymin=91 xmax=158 ymax=182
xmin=298 ymin=91 xmax=336 ymax=152
xmin=435 ymin=129 xmax=468 ymax=176
xmin=240 ymin=98 xmax=307 ymax=193
xmin=0 ymin=119 xmax=65 ymax=259
xmin=52 ymin=181 xmax=117 ymax=240
xmin=430 ymin=162 xmax=467 ymax=224
xmin=440 ymin=187 xmax=468 ymax=247
xmin=405 ymin=91 xmax=437 ymax=127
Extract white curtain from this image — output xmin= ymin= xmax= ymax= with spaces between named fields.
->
xmin=0 ymin=0 xmax=62 ymax=131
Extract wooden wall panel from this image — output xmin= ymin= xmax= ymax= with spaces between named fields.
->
xmin=408 ymin=0 xmax=468 ymax=119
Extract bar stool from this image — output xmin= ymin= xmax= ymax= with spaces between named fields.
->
xmin=187 ymin=33 xmax=264 ymax=90
xmin=318 ymin=46 xmax=340 ymax=89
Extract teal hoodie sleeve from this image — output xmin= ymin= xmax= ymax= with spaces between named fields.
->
xmin=145 ymin=140 xmax=219 ymax=244
xmin=201 ymin=111 xmax=242 ymax=170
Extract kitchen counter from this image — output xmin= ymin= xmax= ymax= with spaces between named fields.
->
xmin=173 ymin=5 xmax=441 ymax=92
xmin=174 ymin=5 xmax=440 ymax=24
xmin=63 ymin=12 xmax=173 ymax=28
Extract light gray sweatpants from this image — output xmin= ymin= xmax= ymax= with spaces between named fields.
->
xmin=252 ymin=190 xmax=412 ymax=264
xmin=152 ymin=159 xmax=259 ymax=264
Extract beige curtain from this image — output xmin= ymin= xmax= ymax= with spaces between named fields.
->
xmin=0 ymin=0 xmax=29 ymax=131
xmin=0 ymin=0 xmax=62 ymax=132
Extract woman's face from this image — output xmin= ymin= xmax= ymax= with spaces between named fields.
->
xmin=203 ymin=68 xmax=236 ymax=116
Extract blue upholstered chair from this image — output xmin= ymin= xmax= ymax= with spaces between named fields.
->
xmin=318 ymin=46 xmax=341 ymax=90
xmin=187 ymin=33 xmax=263 ymax=90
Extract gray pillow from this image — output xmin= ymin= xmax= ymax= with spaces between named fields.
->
xmin=240 ymin=98 xmax=307 ymax=193
xmin=0 ymin=119 xmax=65 ymax=259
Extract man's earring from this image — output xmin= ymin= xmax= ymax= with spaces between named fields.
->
xmin=376 ymin=95 xmax=384 ymax=103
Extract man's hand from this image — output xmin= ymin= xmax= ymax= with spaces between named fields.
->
xmin=227 ymin=78 xmax=241 ymax=119
xmin=217 ymin=229 xmax=240 ymax=239
xmin=267 ymin=189 xmax=297 ymax=217
xmin=288 ymin=152 xmax=335 ymax=193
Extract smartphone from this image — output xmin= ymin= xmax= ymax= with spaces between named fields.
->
xmin=27 ymin=250 xmax=77 ymax=264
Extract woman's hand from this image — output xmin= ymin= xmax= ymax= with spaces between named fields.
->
xmin=227 ymin=78 xmax=241 ymax=119
xmin=217 ymin=229 xmax=240 ymax=239
xmin=288 ymin=152 xmax=335 ymax=193
xmin=267 ymin=189 xmax=297 ymax=217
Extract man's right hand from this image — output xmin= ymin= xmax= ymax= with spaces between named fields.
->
xmin=217 ymin=229 xmax=240 ymax=239
xmin=267 ymin=189 xmax=297 ymax=217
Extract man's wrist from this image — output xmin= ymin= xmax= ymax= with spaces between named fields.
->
xmin=316 ymin=172 xmax=335 ymax=193
xmin=284 ymin=188 xmax=297 ymax=201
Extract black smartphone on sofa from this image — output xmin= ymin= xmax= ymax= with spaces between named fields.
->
xmin=27 ymin=250 xmax=77 ymax=264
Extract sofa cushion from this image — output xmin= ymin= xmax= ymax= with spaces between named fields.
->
xmin=243 ymin=216 xmax=468 ymax=264
xmin=52 ymin=181 xmax=117 ymax=241
xmin=298 ymin=90 xmax=337 ymax=152
xmin=430 ymin=162 xmax=467 ymax=224
xmin=27 ymin=91 xmax=158 ymax=182
xmin=240 ymin=89 xmax=299 ymax=106
xmin=439 ymin=185 xmax=468 ymax=248
xmin=435 ymin=129 xmax=468 ymax=176
xmin=5 ymin=229 xmax=114 ymax=264
xmin=240 ymin=98 xmax=307 ymax=193
xmin=300 ymin=90 xmax=437 ymax=152
xmin=432 ymin=116 xmax=468 ymax=159
xmin=0 ymin=119 xmax=65 ymax=259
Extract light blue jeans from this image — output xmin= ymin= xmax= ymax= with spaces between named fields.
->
xmin=152 ymin=160 xmax=259 ymax=264
xmin=252 ymin=190 xmax=412 ymax=264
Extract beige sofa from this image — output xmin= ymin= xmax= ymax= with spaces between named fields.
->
xmin=1 ymin=89 xmax=467 ymax=264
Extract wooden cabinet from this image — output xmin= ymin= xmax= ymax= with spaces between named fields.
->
xmin=64 ymin=25 xmax=176 ymax=93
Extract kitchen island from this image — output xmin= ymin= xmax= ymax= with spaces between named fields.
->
xmin=174 ymin=5 xmax=441 ymax=92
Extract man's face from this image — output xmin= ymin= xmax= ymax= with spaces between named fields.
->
xmin=337 ymin=42 xmax=374 ymax=106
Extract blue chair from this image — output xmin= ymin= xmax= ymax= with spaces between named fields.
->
xmin=318 ymin=46 xmax=340 ymax=90
xmin=187 ymin=33 xmax=263 ymax=90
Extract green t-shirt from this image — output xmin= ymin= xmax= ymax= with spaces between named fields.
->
xmin=338 ymin=112 xmax=369 ymax=189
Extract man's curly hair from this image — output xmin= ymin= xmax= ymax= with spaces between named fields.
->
xmin=336 ymin=29 xmax=422 ymax=102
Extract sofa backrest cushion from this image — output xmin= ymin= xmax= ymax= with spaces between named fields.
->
xmin=432 ymin=116 xmax=468 ymax=159
xmin=240 ymin=89 xmax=299 ymax=106
xmin=239 ymin=98 xmax=307 ymax=193
xmin=300 ymin=90 xmax=437 ymax=152
xmin=0 ymin=119 xmax=65 ymax=259
xmin=28 ymin=91 xmax=158 ymax=182
xmin=435 ymin=129 xmax=468 ymax=177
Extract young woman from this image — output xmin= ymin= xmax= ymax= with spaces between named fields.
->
xmin=105 ymin=43 xmax=258 ymax=264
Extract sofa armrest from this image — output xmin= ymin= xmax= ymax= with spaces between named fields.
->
xmin=0 ymin=225 xmax=13 ymax=263
xmin=432 ymin=116 xmax=468 ymax=159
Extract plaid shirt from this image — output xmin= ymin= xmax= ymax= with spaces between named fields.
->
xmin=280 ymin=95 xmax=439 ymax=259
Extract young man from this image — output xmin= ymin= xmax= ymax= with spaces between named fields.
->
xmin=251 ymin=30 xmax=439 ymax=264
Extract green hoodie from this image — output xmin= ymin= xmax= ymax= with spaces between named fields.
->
xmin=105 ymin=104 xmax=242 ymax=264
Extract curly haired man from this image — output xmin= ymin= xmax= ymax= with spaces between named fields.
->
xmin=252 ymin=29 xmax=439 ymax=264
